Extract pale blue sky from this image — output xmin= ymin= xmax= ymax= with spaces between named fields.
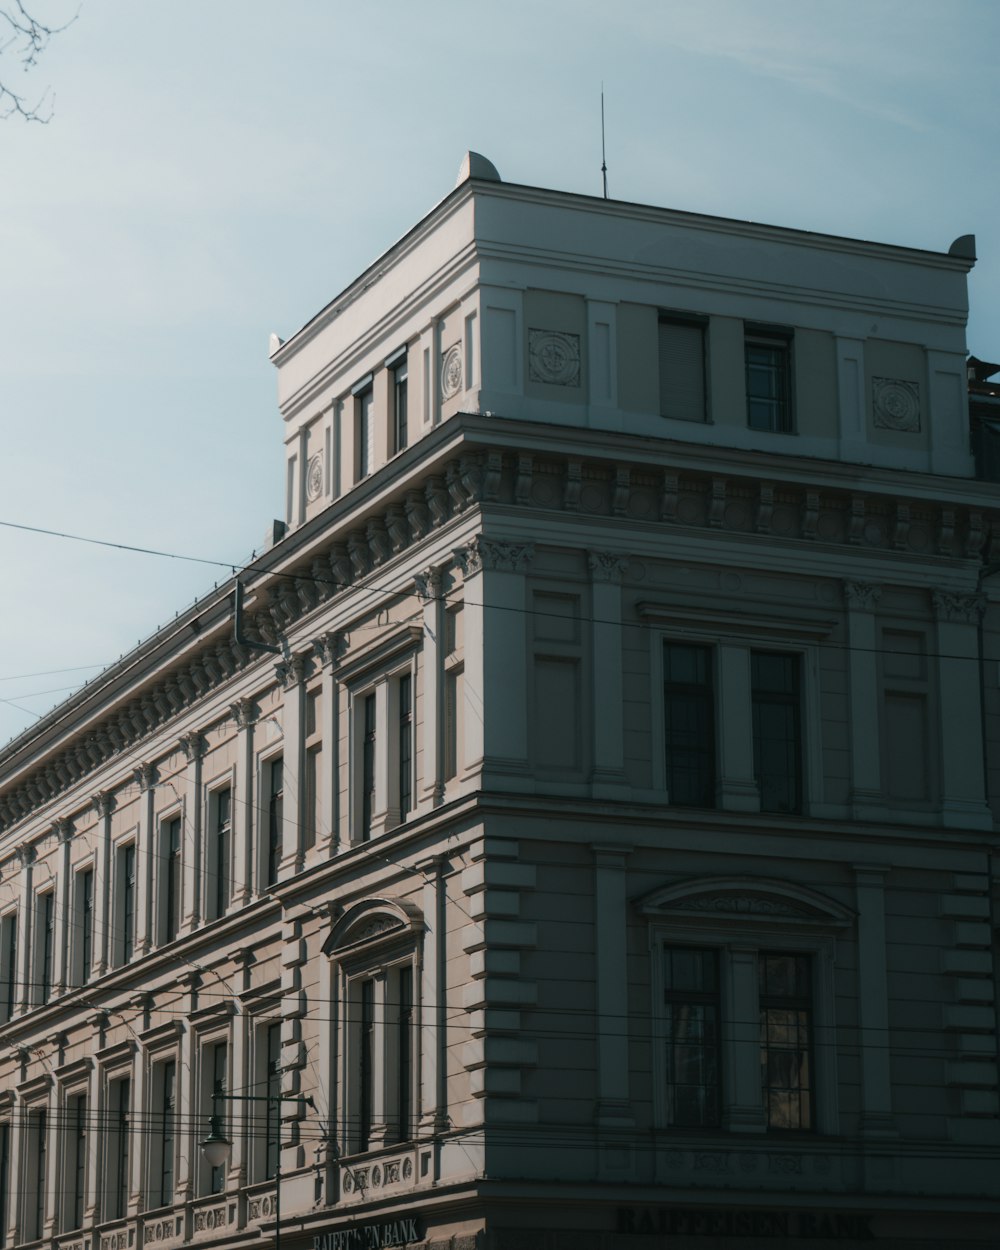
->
xmin=2 ymin=0 xmax=998 ymax=744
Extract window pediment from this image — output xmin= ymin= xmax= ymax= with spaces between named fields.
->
xmin=323 ymin=897 xmax=423 ymax=959
xmin=637 ymin=876 xmax=854 ymax=930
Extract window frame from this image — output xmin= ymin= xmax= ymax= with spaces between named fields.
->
xmin=0 ymin=911 xmax=16 ymax=1024
xmin=60 ymin=1086 xmax=88 ymax=1231
xmin=323 ymin=899 xmax=423 ymax=1158
xmin=22 ymin=1103 xmax=47 ymax=1242
xmin=156 ymin=811 xmax=182 ymax=946
xmin=72 ymin=862 xmax=95 ymax=987
xmin=33 ymin=890 xmax=55 ymax=1006
xmin=386 ymin=345 xmax=409 ymax=455
xmin=353 ymin=374 xmax=375 ymax=481
xmin=258 ymin=751 xmax=284 ymax=890
xmin=113 ymin=838 xmax=138 ymax=968
xmin=744 ymin=324 xmax=794 ymax=434
xmin=205 ymin=778 xmax=234 ymax=922
xmin=641 ymin=877 xmax=848 ymax=1143
xmin=658 ymin=312 xmax=709 ymax=423
xmin=751 ymin=649 xmax=804 ymax=815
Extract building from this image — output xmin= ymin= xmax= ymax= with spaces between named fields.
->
xmin=0 ymin=152 xmax=998 ymax=1250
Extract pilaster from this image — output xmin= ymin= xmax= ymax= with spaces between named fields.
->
xmin=593 ymin=845 xmax=633 ymax=1131
xmin=230 ymin=698 xmax=258 ymax=904
xmin=53 ymin=819 xmax=73 ymax=994
xmin=313 ymin=633 xmax=346 ymax=856
xmin=92 ymin=790 xmax=116 ymax=977
xmin=933 ymin=592 xmax=991 ymax=829
xmin=15 ymin=842 xmax=34 ymax=1013
xmin=715 ymin=644 xmax=760 ymax=812
xmin=415 ymin=569 xmax=445 ymax=807
xmin=276 ymin=653 xmax=309 ymax=878
xmin=844 ymin=581 xmax=885 ymax=819
xmin=133 ymin=763 xmax=158 ymax=957
xmin=853 ymin=866 xmax=898 ymax=1139
xmin=177 ymin=733 xmax=206 ymax=937
xmin=724 ymin=946 xmax=767 ymax=1132
xmin=588 ymin=552 xmax=630 ymax=797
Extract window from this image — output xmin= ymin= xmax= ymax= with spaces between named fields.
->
xmin=35 ymin=893 xmax=54 ymax=1005
xmin=201 ymin=1042 xmax=228 ymax=1195
xmin=0 ymin=913 xmax=15 ymax=1024
xmin=392 ymin=353 xmax=408 ymax=453
xmin=75 ymin=867 xmax=94 ymax=985
xmin=207 ymin=787 xmax=231 ymax=921
xmin=151 ymin=1060 xmax=176 ymax=1209
xmin=361 ymin=693 xmax=377 ymax=840
xmin=663 ymin=642 xmax=715 ymax=807
xmin=759 ymin=952 xmax=813 ymax=1131
xmin=115 ymin=844 xmax=137 ymax=967
xmin=355 ymin=379 xmax=374 ymax=480
xmin=659 ymin=315 xmax=707 ymax=422
xmin=643 ymin=879 xmax=847 ymax=1136
xmin=108 ymin=1077 xmax=130 ymax=1219
xmin=265 ymin=757 xmax=283 ymax=888
xmin=745 ymin=327 xmax=793 ymax=432
xmin=261 ymin=1022 xmax=281 ymax=1180
xmin=304 ymin=687 xmax=322 ymax=851
xmin=66 ymin=1093 xmax=87 ymax=1230
xmin=25 ymin=1107 xmax=46 ymax=1240
xmin=662 ymin=947 xmax=720 ymax=1127
xmin=324 ymin=900 xmax=421 ymax=1157
xmin=751 ymin=652 xmax=802 ymax=814
xmin=159 ymin=818 xmax=181 ymax=944
xmin=444 ymin=604 xmax=464 ymax=782
xmin=397 ymin=674 xmax=413 ymax=822
xmin=879 ymin=629 xmax=933 ymax=804
xmin=0 ymin=1120 xmax=9 ymax=1247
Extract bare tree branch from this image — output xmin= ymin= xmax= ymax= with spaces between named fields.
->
xmin=0 ymin=2 xmax=78 ymax=122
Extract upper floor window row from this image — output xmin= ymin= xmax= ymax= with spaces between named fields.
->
xmin=658 ymin=315 xmax=794 ymax=433
xmin=352 ymin=346 xmax=409 ymax=483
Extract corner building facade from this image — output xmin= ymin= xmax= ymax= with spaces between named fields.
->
xmin=0 ymin=154 xmax=998 ymax=1250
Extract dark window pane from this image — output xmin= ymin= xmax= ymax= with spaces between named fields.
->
xmin=664 ymin=643 xmax=715 ymax=807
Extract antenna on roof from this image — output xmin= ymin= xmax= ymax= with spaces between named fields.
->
xmin=600 ymin=85 xmax=609 ymax=199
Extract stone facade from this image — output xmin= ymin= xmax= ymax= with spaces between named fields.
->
xmin=0 ymin=156 xmax=997 ymax=1250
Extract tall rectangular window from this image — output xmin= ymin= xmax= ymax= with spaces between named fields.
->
xmin=392 ymin=355 xmax=408 ymax=453
xmin=159 ymin=1061 xmax=176 ymax=1208
xmin=745 ymin=328 xmax=793 ymax=432
xmin=663 ymin=947 xmax=720 ymax=1127
xmin=68 ymin=1093 xmax=87 ymax=1229
xmin=361 ymin=694 xmax=377 ymax=840
xmin=266 ymin=758 xmax=283 ymax=888
xmin=663 ymin=642 xmax=715 ymax=807
xmin=0 ymin=1121 xmax=9 ymax=1248
xmin=358 ymin=978 xmax=375 ymax=1152
xmin=209 ymin=788 xmax=231 ymax=920
xmin=398 ymin=674 xmax=413 ymax=822
xmin=264 ymin=1023 xmax=281 ymax=1180
xmin=109 ymin=1077 xmax=130 ymax=1219
xmin=118 ymin=844 xmax=137 ymax=965
xmin=207 ymin=1043 xmax=228 ymax=1195
xmin=444 ymin=604 xmax=464 ymax=782
xmin=760 ymin=953 xmax=813 ymax=1131
xmin=79 ymin=868 xmax=94 ymax=985
xmin=751 ymin=652 xmax=802 ymax=814
xmin=397 ymin=965 xmax=413 ymax=1140
xmin=356 ymin=385 xmax=374 ymax=480
xmin=304 ymin=688 xmax=322 ymax=852
xmin=0 ymin=913 xmax=15 ymax=1024
xmin=659 ymin=316 xmax=707 ymax=422
xmin=37 ymin=893 xmax=54 ymax=1005
xmin=28 ymin=1108 xmax=46 ymax=1240
xmin=161 ymin=818 xmax=181 ymax=944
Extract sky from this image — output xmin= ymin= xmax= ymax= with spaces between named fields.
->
xmin=1 ymin=0 xmax=999 ymax=746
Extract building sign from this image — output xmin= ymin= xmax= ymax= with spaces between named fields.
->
xmin=314 ymin=1217 xmax=421 ymax=1250
xmin=616 ymin=1208 xmax=874 ymax=1240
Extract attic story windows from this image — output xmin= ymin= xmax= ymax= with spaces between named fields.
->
xmin=659 ymin=315 xmax=707 ymax=422
xmin=745 ymin=325 xmax=794 ymax=433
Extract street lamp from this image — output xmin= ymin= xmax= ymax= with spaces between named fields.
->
xmin=200 ymin=1091 xmax=316 ymax=1250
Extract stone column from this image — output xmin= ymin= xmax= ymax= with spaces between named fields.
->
xmin=92 ymin=791 xmax=116 ymax=977
xmin=313 ymin=634 xmax=345 ymax=857
xmin=230 ymin=698 xmax=258 ymax=904
xmin=415 ymin=568 xmax=445 ymax=807
xmin=854 ymin=866 xmax=897 ymax=1137
xmin=589 ymin=552 xmax=630 ymax=797
xmin=276 ymin=654 xmax=308 ymax=879
xmin=14 ymin=843 xmax=34 ymax=1014
xmin=53 ymin=819 xmax=73 ymax=994
xmin=134 ymin=763 xmax=158 ymax=958
xmin=593 ymin=846 xmax=633 ymax=1126
xmin=933 ymin=592 xmax=992 ymax=829
xmin=418 ymin=855 xmax=449 ymax=1139
xmin=177 ymin=733 xmax=206 ymax=936
xmin=844 ymin=581 xmax=884 ymax=819
xmin=715 ymin=644 xmax=760 ymax=811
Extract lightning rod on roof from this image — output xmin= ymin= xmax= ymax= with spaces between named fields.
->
xmin=600 ymin=86 xmax=608 ymax=199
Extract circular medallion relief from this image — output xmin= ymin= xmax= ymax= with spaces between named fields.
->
xmin=306 ymin=453 xmax=324 ymax=502
xmin=441 ymin=344 xmax=463 ymax=399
